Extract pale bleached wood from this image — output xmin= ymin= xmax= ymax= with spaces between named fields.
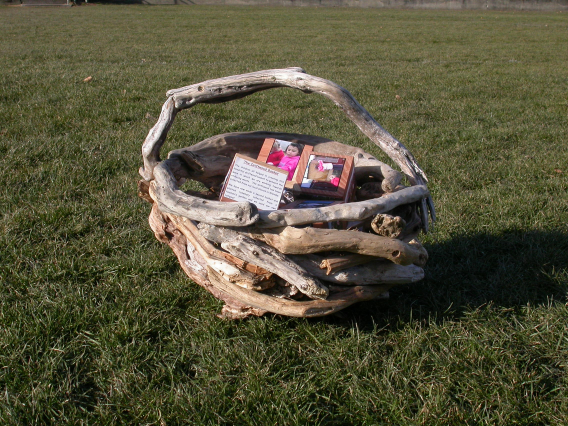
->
xmin=291 ymin=255 xmax=425 ymax=286
xmin=197 ymin=223 xmax=329 ymax=300
xmin=148 ymin=204 xmax=268 ymax=318
xmin=167 ymin=214 xmax=274 ymax=291
xmin=149 ymin=160 xmax=259 ymax=227
xmin=140 ymin=96 xmax=178 ymax=181
xmin=167 ymin=214 xmax=271 ymax=276
xmin=246 ymin=226 xmax=428 ymax=267
xmin=257 ymin=185 xmax=429 ymax=229
xmin=207 ymin=266 xmax=390 ymax=318
xmin=319 ymin=254 xmax=376 ymax=274
xmin=141 ymin=69 xmax=434 ymax=227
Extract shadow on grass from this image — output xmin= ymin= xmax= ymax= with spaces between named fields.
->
xmin=323 ymin=229 xmax=568 ymax=331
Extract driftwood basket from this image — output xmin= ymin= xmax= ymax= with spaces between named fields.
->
xmin=138 ymin=68 xmax=435 ymax=319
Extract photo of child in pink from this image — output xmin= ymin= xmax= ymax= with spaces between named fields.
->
xmin=266 ymin=140 xmax=284 ymax=166
xmin=277 ymin=143 xmax=303 ymax=180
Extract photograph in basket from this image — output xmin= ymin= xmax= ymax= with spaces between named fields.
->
xmin=257 ymin=138 xmax=312 ymax=184
xmin=219 ymin=154 xmax=289 ymax=211
xmin=299 ymin=153 xmax=355 ymax=200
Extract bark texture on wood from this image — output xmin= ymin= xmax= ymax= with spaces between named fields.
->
xmin=371 ymin=214 xmax=406 ymax=239
xmin=246 ymin=226 xmax=428 ymax=267
xmin=291 ymin=255 xmax=425 ymax=286
xmin=149 ymin=160 xmax=259 ymax=227
xmin=198 ymin=224 xmax=329 ymax=300
xmin=148 ymin=205 xmax=268 ymax=319
xmin=319 ymin=254 xmax=376 ymax=274
xmin=257 ymin=185 xmax=429 ymax=229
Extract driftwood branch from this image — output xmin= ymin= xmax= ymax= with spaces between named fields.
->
xmin=208 ymin=267 xmax=390 ymax=318
xmin=149 ymin=160 xmax=259 ymax=227
xmin=198 ymin=224 xmax=329 ymax=300
xmin=319 ymin=254 xmax=375 ymax=274
xmin=257 ymin=185 xmax=429 ymax=229
xmin=167 ymin=214 xmax=274 ymax=291
xmin=291 ymin=255 xmax=425 ymax=286
xmin=140 ymin=97 xmax=178 ymax=181
xmin=246 ymin=226 xmax=428 ymax=267
xmin=167 ymin=214 xmax=270 ymax=276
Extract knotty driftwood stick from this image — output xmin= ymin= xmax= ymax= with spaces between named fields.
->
xmin=291 ymin=255 xmax=425 ymax=286
xmin=148 ymin=204 xmax=268 ymax=319
xmin=198 ymin=224 xmax=329 ymax=300
xmin=140 ymin=97 xmax=178 ymax=181
xmin=149 ymin=161 xmax=259 ymax=227
xmin=140 ymin=68 xmax=434 ymax=228
xmin=168 ymin=214 xmax=271 ymax=277
xmin=167 ymin=214 xmax=274 ymax=291
xmin=257 ymin=185 xmax=429 ymax=229
xmin=246 ymin=226 xmax=428 ymax=267
xmin=319 ymin=254 xmax=376 ymax=275
xmin=208 ymin=267 xmax=390 ymax=318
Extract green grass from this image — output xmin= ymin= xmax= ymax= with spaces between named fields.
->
xmin=1 ymin=4 xmax=567 ymax=425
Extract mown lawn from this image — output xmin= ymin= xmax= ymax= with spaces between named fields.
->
xmin=1 ymin=4 xmax=567 ymax=425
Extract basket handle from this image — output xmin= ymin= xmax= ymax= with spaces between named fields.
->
xmin=140 ymin=68 xmax=434 ymax=224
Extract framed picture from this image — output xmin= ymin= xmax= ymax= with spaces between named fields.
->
xmin=257 ymin=138 xmax=313 ymax=189
xmin=299 ymin=153 xmax=355 ymax=201
xmin=219 ymin=154 xmax=289 ymax=211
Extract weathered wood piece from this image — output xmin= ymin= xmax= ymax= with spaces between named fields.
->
xmin=257 ymin=185 xmax=429 ymax=229
xmin=246 ymin=226 xmax=428 ymax=267
xmin=291 ymin=255 xmax=425 ymax=286
xmin=167 ymin=214 xmax=272 ymax=277
xmin=198 ymin=224 xmax=330 ymax=300
xmin=319 ymin=254 xmax=376 ymax=274
xmin=148 ymin=204 xmax=268 ymax=319
xmin=167 ymin=214 xmax=274 ymax=291
xmin=149 ymin=160 xmax=259 ymax=227
xmin=371 ymin=214 xmax=406 ymax=238
xmin=208 ymin=267 xmax=390 ymax=318
xmin=170 ymin=151 xmax=233 ymax=189
xmin=140 ymin=97 xmax=178 ymax=181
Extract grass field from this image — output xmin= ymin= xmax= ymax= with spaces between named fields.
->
xmin=1 ymin=4 xmax=567 ymax=425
